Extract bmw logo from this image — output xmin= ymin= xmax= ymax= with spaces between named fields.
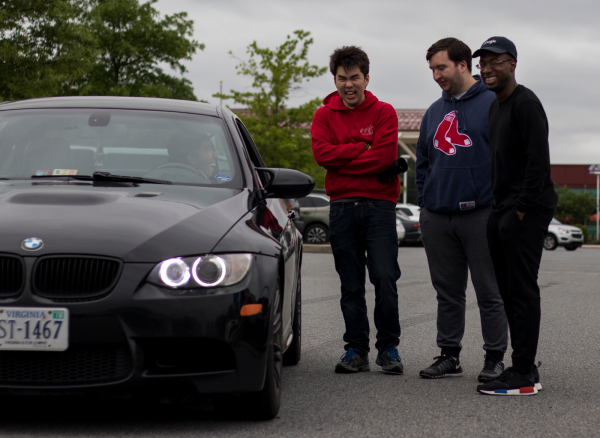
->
xmin=22 ymin=237 xmax=44 ymax=251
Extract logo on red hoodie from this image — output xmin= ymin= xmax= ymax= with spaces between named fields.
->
xmin=433 ymin=111 xmax=472 ymax=155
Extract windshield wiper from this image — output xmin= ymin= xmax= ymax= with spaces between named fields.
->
xmin=92 ymin=172 xmax=172 ymax=185
xmin=31 ymin=174 xmax=92 ymax=180
xmin=30 ymin=172 xmax=171 ymax=184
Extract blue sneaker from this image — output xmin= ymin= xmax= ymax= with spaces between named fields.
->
xmin=376 ymin=347 xmax=404 ymax=374
xmin=335 ymin=348 xmax=370 ymax=374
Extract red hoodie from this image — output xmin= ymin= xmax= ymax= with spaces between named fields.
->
xmin=311 ymin=90 xmax=400 ymax=203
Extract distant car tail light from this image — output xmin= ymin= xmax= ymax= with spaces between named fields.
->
xmin=414 ymin=223 xmax=420 ymax=228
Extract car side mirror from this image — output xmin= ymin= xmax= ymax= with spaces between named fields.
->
xmin=256 ymin=168 xmax=315 ymax=199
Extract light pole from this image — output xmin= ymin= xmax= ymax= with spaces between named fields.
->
xmin=401 ymin=154 xmax=411 ymax=204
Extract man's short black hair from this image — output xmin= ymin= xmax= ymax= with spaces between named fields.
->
xmin=426 ymin=38 xmax=473 ymax=73
xmin=329 ymin=46 xmax=370 ymax=78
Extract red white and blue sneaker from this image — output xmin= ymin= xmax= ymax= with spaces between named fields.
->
xmin=477 ymin=367 xmax=537 ymax=396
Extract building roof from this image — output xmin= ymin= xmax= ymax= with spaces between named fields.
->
xmin=232 ymin=108 xmax=427 ymax=132
xmin=396 ymin=109 xmax=427 ymax=132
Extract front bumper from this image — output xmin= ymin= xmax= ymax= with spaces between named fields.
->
xmin=0 ymin=253 xmax=279 ymax=395
xmin=557 ymin=233 xmax=584 ymax=247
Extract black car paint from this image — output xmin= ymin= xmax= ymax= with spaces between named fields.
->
xmin=0 ymin=97 xmax=310 ymax=396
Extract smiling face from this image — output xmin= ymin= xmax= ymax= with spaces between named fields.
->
xmin=428 ymin=50 xmax=468 ymax=96
xmin=335 ymin=65 xmax=370 ymax=108
xmin=479 ymin=51 xmax=516 ymax=93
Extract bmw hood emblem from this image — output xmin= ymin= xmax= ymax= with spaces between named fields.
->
xmin=22 ymin=237 xmax=44 ymax=251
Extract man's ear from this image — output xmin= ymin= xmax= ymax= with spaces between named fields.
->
xmin=365 ymin=74 xmax=370 ymax=88
xmin=187 ymin=153 xmax=196 ymax=165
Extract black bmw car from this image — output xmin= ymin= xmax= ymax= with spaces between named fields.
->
xmin=0 ymin=97 xmax=314 ymax=420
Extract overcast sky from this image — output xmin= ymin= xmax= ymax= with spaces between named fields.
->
xmin=154 ymin=0 xmax=600 ymax=165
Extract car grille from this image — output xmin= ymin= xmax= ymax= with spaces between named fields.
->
xmin=0 ymin=343 xmax=133 ymax=386
xmin=571 ymin=233 xmax=582 ymax=239
xmin=0 ymin=255 xmax=24 ymax=297
xmin=32 ymin=256 xmax=122 ymax=300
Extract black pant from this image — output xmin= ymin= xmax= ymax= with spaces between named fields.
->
xmin=487 ymin=208 xmax=549 ymax=373
xmin=329 ymin=199 xmax=401 ymax=356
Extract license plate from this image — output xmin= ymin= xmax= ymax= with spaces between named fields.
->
xmin=0 ymin=307 xmax=69 ymax=351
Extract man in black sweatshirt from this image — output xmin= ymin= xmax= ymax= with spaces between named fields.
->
xmin=473 ymin=37 xmax=558 ymax=396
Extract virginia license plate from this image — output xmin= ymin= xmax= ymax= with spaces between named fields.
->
xmin=0 ymin=307 xmax=69 ymax=351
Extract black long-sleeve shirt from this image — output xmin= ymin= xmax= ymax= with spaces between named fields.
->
xmin=488 ymin=85 xmax=558 ymax=220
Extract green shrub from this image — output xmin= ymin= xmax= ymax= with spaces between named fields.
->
xmin=574 ymin=224 xmax=589 ymax=243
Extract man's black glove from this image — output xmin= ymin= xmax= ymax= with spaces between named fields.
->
xmin=376 ymin=157 xmax=409 ymax=184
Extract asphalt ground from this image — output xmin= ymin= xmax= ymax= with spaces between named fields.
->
xmin=1 ymin=247 xmax=599 ymax=437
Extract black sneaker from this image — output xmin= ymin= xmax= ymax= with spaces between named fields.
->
xmin=477 ymin=367 xmax=537 ymax=396
xmin=478 ymin=355 xmax=505 ymax=382
xmin=533 ymin=361 xmax=542 ymax=391
xmin=376 ymin=347 xmax=404 ymax=374
xmin=335 ymin=348 xmax=370 ymax=373
xmin=419 ymin=355 xmax=463 ymax=379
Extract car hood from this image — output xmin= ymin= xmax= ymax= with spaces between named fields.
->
xmin=0 ymin=181 xmax=249 ymax=262
xmin=549 ymin=224 xmax=581 ymax=232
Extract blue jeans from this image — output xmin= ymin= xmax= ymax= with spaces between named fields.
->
xmin=329 ymin=199 xmax=401 ymax=356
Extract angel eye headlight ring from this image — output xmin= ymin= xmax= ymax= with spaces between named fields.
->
xmin=158 ymin=258 xmax=190 ymax=287
xmin=192 ymin=256 xmax=227 ymax=287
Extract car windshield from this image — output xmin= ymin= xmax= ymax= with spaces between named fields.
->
xmin=550 ymin=218 xmax=562 ymax=225
xmin=0 ymin=109 xmax=241 ymax=187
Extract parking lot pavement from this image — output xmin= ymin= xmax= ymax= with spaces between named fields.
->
xmin=1 ymin=247 xmax=599 ymax=437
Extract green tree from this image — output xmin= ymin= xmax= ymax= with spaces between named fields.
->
xmin=0 ymin=0 xmax=95 ymax=101
xmin=214 ymin=30 xmax=327 ymax=186
xmin=82 ymin=0 xmax=203 ymax=100
xmin=554 ymin=187 xmax=596 ymax=224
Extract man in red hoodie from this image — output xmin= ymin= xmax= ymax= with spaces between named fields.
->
xmin=311 ymin=46 xmax=404 ymax=374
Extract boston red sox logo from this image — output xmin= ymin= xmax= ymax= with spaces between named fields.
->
xmin=433 ymin=111 xmax=472 ymax=155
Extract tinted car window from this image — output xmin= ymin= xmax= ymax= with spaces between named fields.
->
xmin=311 ymin=197 xmax=329 ymax=207
xmin=396 ymin=210 xmax=410 ymax=220
xmin=297 ymin=197 xmax=315 ymax=208
xmin=0 ymin=109 xmax=241 ymax=187
xmin=398 ymin=208 xmax=413 ymax=216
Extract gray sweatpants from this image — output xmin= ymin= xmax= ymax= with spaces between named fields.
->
xmin=420 ymin=207 xmax=508 ymax=355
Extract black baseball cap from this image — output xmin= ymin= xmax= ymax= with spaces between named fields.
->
xmin=473 ymin=36 xmax=517 ymax=60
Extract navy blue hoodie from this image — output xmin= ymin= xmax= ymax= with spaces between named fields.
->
xmin=416 ymin=76 xmax=496 ymax=213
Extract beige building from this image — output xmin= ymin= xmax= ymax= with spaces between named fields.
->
xmin=396 ymin=109 xmax=426 ymax=204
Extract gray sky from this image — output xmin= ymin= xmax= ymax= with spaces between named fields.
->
xmin=154 ymin=0 xmax=600 ymax=165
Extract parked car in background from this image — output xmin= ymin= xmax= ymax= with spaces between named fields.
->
xmin=396 ymin=216 xmax=406 ymax=243
xmin=285 ymin=198 xmax=304 ymax=234
xmin=296 ymin=193 xmax=330 ymax=244
xmin=545 ymin=218 xmax=584 ymax=251
xmin=397 ymin=210 xmax=422 ymax=246
xmin=396 ymin=203 xmax=420 ymax=221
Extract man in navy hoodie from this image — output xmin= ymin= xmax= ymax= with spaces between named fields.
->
xmin=415 ymin=38 xmax=508 ymax=382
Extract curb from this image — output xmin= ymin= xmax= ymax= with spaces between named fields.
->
xmin=303 ymin=244 xmax=333 ymax=254
xmin=582 ymin=245 xmax=600 ymax=249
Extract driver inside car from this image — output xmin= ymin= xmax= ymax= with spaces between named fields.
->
xmin=145 ymin=133 xmax=217 ymax=183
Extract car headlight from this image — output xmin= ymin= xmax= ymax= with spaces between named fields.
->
xmin=558 ymin=228 xmax=569 ymax=234
xmin=158 ymin=258 xmax=191 ymax=287
xmin=149 ymin=254 xmax=253 ymax=289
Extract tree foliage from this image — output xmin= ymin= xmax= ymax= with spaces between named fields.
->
xmin=82 ymin=0 xmax=203 ymax=99
xmin=0 ymin=0 xmax=95 ymax=100
xmin=554 ymin=187 xmax=597 ymax=224
xmin=0 ymin=0 xmax=202 ymax=101
xmin=214 ymin=30 xmax=327 ymax=186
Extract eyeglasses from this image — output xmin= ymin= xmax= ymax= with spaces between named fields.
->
xmin=476 ymin=59 xmax=513 ymax=70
